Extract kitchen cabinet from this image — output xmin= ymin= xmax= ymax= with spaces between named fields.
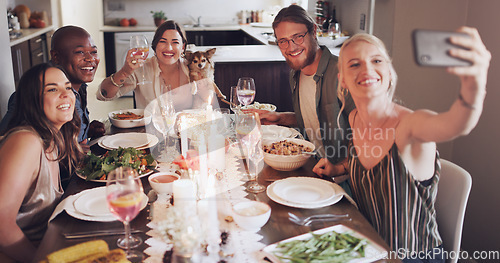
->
xmin=11 ymin=41 xmax=31 ymax=86
xmin=30 ymin=34 xmax=49 ymax=66
xmin=10 ymin=33 xmax=49 ymax=86
xmin=186 ymin=30 xmax=263 ymax=46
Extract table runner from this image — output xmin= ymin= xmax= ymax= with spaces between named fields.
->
xmin=144 ymin=152 xmax=267 ymax=262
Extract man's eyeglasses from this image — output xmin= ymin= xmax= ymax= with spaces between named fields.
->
xmin=276 ymin=31 xmax=309 ymax=49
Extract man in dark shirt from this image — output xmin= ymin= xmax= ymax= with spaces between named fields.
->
xmin=0 ymin=26 xmax=105 ymax=143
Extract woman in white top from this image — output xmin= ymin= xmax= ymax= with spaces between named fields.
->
xmin=0 ymin=63 xmax=83 ymax=262
xmin=97 ymin=20 xmax=215 ymax=110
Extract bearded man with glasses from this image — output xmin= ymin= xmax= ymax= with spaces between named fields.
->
xmin=250 ymin=5 xmax=355 ymax=189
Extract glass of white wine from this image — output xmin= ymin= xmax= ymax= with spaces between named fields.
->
xmin=235 ymin=112 xmax=266 ymax=193
xmin=130 ymin=35 xmax=151 ymax=85
xmin=236 ymin=77 xmax=256 ymax=107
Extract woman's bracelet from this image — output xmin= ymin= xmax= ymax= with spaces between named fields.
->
xmin=109 ymin=73 xmax=123 ymax=88
xmin=458 ymin=93 xmax=477 ymax=110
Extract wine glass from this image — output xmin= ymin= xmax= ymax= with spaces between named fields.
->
xmin=130 ymin=35 xmax=151 ymax=85
xmin=235 ymin=112 xmax=266 ymax=193
xmin=106 ymin=166 xmax=144 ymax=261
xmin=229 ymin=86 xmax=240 ymax=113
xmin=214 ymin=108 xmax=232 ymax=135
xmin=152 ymin=89 xmax=177 ymax=161
xmin=236 ymin=77 xmax=256 ymax=107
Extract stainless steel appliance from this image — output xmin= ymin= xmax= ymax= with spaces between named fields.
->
xmin=114 ymin=32 xmax=155 ymax=70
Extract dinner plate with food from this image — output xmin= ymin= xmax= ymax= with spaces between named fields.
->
xmin=108 ymin=109 xmax=152 ymax=128
xmin=261 ymin=224 xmax=387 ymax=262
xmin=77 ymin=147 xmax=157 ymax=182
xmin=241 ymin=102 xmax=277 ymax=111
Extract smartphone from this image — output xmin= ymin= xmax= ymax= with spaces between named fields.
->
xmin=412 ymin=29 xmax=472 ymax=67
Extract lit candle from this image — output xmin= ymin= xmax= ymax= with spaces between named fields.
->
xmin=206 ymin=104 xmax=213 ymax=123
xmin=208 ymin=132 xmax=226 ymax=172
xmin=199 ymin=136 xmax=209 ymax=199
xmin=180 ymin=116 xmax=188 ymax=158
xmin=206 ymin=91 xmax=214 ymax=122
xmin=199 ymin=172 xmax=220 ymax=256
xmin=173 ymin=179 xmax=196 ymax=207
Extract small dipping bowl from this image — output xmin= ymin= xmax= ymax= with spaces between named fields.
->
xmin=148 ymin=172 xmax=180 ymax=195
xmin=232 ymin=201 xmax=271 ymax=231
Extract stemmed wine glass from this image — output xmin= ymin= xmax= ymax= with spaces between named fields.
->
xmin=230 ymin=86 xmax=240 ymax=113
xmin=235 ymin=112 xmax=266 ymax=193
xmin=130 ymin=35 xmax=151 ymax=85
xmin=249 ymin=137 xmax=265 ymax=193
xmin=106 ymin=166 xmax=144 ymax=261
xmin=236 ymin=77 xmax=256 ymax=107
xmin=152 ymin=87 xmax=177 ymax=161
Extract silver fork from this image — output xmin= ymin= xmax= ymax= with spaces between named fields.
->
xmin=288 ymin=212 xmax=349 ymax=225
xmin=299 ymin=217 xmax=352 ymax=226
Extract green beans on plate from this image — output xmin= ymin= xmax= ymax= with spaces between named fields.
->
xmin=274 ymin=230 xmax=367 ymax=263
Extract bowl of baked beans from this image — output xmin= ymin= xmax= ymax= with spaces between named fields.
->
xmin=263 ymin=138 xmax=315 ymax=171
xmin=108 ymin=109 xmax=152 ymax=128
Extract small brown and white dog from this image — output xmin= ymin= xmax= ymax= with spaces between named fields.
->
xmin=185 ymin=48 xmax=216 ymax=82
xmin=185 ymin=48 xmax=226 ymax=100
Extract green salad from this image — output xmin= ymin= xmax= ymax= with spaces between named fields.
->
xmin=78 ymin=147 xmax=156 ymax=181
xmin=274 ymin=231 xmax=367 ymax=263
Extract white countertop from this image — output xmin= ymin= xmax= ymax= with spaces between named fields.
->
xmin=9 ymin=25 xmax=56 ymax=46
xmin=189 ymin=45 xmax=285 ymax=62
xmin=100 ymin=24 xmax=341 ymax=62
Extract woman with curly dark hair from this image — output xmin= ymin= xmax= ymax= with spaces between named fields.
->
xmin=0 ymin=63 xmax=83 ymax=262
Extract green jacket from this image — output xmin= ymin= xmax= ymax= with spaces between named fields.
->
xmin=290 ymin=46 xmax=355 ymax=164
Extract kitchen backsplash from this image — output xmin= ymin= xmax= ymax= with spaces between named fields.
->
xmin=103 ymin=0 xmax=286 ymax=27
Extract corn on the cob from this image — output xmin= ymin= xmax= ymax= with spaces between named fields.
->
xmin=73 ymin=249 xmax=130 ymax=263
xmin=45 ymin=240 xmax=109 ymax=263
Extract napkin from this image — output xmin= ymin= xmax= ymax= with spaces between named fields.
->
xmin=49 ymin=193 xmax=79 ymax=222
xmin=331 ymin=183 xmax=358 ymax=209
xmin=48 ymin=187 xmax=118 ymax=222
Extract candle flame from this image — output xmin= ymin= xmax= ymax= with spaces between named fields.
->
xmin=207 ymin=91 xmax=214 ymax=105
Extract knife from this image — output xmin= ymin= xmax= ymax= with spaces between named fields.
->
xmin=63 ymin=229 xmax=142 ymax=239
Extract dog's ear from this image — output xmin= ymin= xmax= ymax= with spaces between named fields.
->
xmin=185 ymin=51 xmax=194 ymax=62
xmin=205 ymin=48 xmax=216 ymax=58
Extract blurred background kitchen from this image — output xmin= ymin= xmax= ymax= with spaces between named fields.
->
xmin=1 ymin=0 xmax=499 ymax=261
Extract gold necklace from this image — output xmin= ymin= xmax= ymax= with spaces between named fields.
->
xmin=160 ymin=62 xmax=181 ymax=90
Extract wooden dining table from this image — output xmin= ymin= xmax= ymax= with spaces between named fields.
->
xmin=33 ymin=122 xmax=396 ymax=262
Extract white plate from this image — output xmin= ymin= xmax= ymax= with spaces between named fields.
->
xmin=67 ymin=187 xmax=148 ymax=222
xmin=101 ymin=132 xmax=151 ymax=149
xmin=267 ymin=177 xmax=343 ymax=209
xmin=74 ymin=187 xmax=113 ymax=217
xmin=99 ymin=133 xmax=159 ymax=150
xmin=272 ymin=177 xmax=336 ymax=204
xmin=262 ymin=224 xmax=388 ymax=263
xmin=261 ymin=125 xmax=301 ymax=139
